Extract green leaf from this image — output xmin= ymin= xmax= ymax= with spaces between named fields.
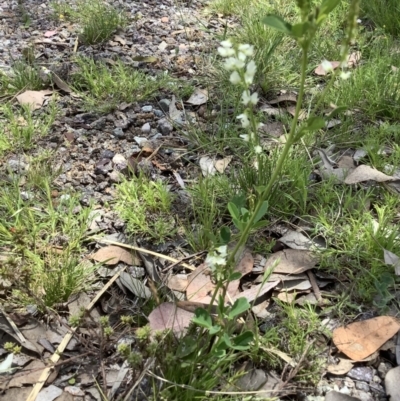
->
xmin=228 ymin=202 xmax=240 ymax=220
xmin=230 ymin=193 xmax=246 ymax=210
xmin=263 ymin=15 xmax=292 ymax=34
xmin=255 ymin=185 xmax=266 ymax=195
xmin=229 ymin=272 xmax=242 ymax=282
xmin=252 ymin=220 xmax=269 ymax=230
xmin=231 ymin=331 xmax=254 ymax=350
xmin=291 ymin=22 xmax=307 ymax=38
xmin=209 ymin=325 xmax=221 ymax=335
xmin=326 ymin=106 xmax=347 ymax=119
xmin=306 ymin=116 xmax=325 ymax=132
xmin=232 ymin=217 xmax=244 ymax=231
xmin=320 ymin=0 xmax=341 ymax=17
xmin=220 ymin=226 xmax=231 ymax=244
xmin=228 ymin=297 xmax=250 ymax=319
xmin=253 ymin=201 xmax=268 ymax=224
xmin=175 ymin=335 xmax=198 ymax=358
xmin=193 ymin=308 xmax=213 ymax=329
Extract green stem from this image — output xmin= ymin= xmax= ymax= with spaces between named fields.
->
xmin=226 ymin=48 xmax=309 ymax=268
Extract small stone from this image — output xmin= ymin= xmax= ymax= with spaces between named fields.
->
xmin=355 ymin=382 xmax=369 ymax=392
xmin=112 ymin=127 xmax=126 ymax=139
xmin=158 ymin=99 xmax=170 ymax=112
xmin=339 ymin=386 xmax=351 ymax=395
xmin=101 ymin=150 xmax=115 ymax=159
xmin=158 ymin=118 xmax=173 ymax=135
xmin=154 ymin=109 xmax=164 ymax=117
xmin=325 ymin=391 xmax=360 ymax=401
xmin=20 ymin=191 xmax=34 ymax=201
xmin=134 ymin=136 xmax=148 ymax=146
xmin=109 ymin=171 xmax=122 ymax=183
xmin=347 ymin=367 xmax=373 ymax=383
xmin=60 ymin=194 xmax=71 ymax=202
xmin=7 ymin=157 xmax=28 ymax=173
xmin=141 ymin=122 xmax=151 ymax=134
xmin=385 ymin=366 xmax=400 ymax=400
xmin=161 ymin=16 xmax=169 ymax=23
xmin=377 ymin=362 xmax=391 ymax=379
xmin=351 ymin=390 xmax=373 ymax=401
xmin=95 ymin=159 xmax=112 ymax=175
xmin=141 ymin=105 xmax=153 ymax=112
xmin=112 ymin=154 xmax=128 ymax=173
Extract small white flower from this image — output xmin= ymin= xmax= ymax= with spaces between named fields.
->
xmin=340 ymin=71 xmax=351 ymax=80
xmin=236 ymin=113 xmax=250 ymax=128
xmin=240 ymin=134 xmax=250 ymax=142
xmin=229 ymin=71 xmax=241 ymax=85
xmin=238 ymin=44 xmax=254 ymax=57
xmin=254 ymin=145 xmax=262 ymax=154
xmin=237 ymin=52 xmax=247 ymax=62
xmin=244 ymin=60 xmax=257 ymax=85
xmin=357 ymin=19 xmax=362 ymax=24
xmin=218 ymin=46 xmax=235 ymax=57
xmin=321 ymin=59 xmax=334 ymax=73
xmin=220 ymin=40 xmax=233 ymax=48
xmin=206 ymin=245 xmax=228 ymax=268
xmin=224 ymin=57 xmax=245 ymax=71
xmin=241 ymin=90 xmax=258 ymax=106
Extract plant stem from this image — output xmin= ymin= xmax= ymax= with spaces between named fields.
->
xmin=226 ymin=48 xmax=309 ymax=267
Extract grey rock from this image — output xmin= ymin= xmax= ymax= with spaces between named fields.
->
xmin=154 ymin=109 xmax=164 ymax=117
xmin=94 ymin=159 xmax=112 ymax=175
xmin=109 ymin=170 xmax=122 ymax=183
xmin=158 ymin=98 xmax=170 ymax=112
xmin=101 ymin=149 xmax=115 ymax=159
xmin=7 ymin=157 xmax=28 ymax=173
xmin=20 ymin=191 xmax=34 ymax=201
xmin=377 ymin=362 xmax=391 ymax=379
xmin=385 ymin=366 xmax=400 ymax=400
xmin=355 ymin=382 xmax=369 ymax=392
xmin=141 ymin=105 xmax=153 ymax=112
xmin=158 ymin=118 xmax=173 ymax=135
xmin=134 ymin=136 xmax=148 ymax=147
xmin=235 ymin=368 xmax=267 ymax=391
xmin=325 ymin=390 xmax=361 ymax=401
xmin=112 ymin=127 xmax=126 ymax=139
xmin=347 ymin=367 xmax=373 ymax=383
xmin=112 ymin=154 xmax=128 ymax=173
xmin=141 ymin=122 xmax=151 ymax=134
xmin=351 ymin=390 xmax=373 ymax=401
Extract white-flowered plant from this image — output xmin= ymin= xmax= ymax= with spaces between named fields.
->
xmin=218 ymin=40 xmax=261 ymax=154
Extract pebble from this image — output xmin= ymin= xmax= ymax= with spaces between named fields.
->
xmin=141 ymin=105 xmax=153 ymax=112
xmin=377 ymin=362 xmax=391 ymax=379
xmin=325 ymin=391 xmax=360 ymax=401
xmin=355 ymin=382 xmax=369 ymax=392
xmin=154 ymin=109 xmax=164 ymax=117
xmin=141 ymin=122 xmax=151 ymax=134
xmin=134 ymin=137 xmax=148 ymax=147
xmin=158 ymin=118 xmax=173 ymax=135
xmin=20 ymin=191 xmax=34 ymax=201
xmin=94 ymin=159 xmax=112 ymax=175
xmin=351 ymin=390 xmax=373 ymax=401
xmin=7 ymin=157 xmax=28 ymax=173
xmin=101 ymin=150 xmax=115 ymax=159
xmin=112 ymin=127 xmax=126 ymax=139
xmin=385 ymin=366 xmax=400 ymax=400
xmin=347 ymin=367 xmax=373 ymax=383
xmin=158 ymin=98 xmax=170 ymax=112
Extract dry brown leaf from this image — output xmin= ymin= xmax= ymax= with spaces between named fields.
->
xmin=276 ymin=279 xmax=311 ymax=292
xmin=50 ymin=71 xmax=72 ymax=93
xmin=337 ymin=155 xmax=356 ymax=169
xmin=264 ymin=249 xmax=317 ymax=274
xmin=186 ymin=263 xmax=216 ymax=303
xmin=148 ymin=302 xmax=194 ymax=335
xmin=214 ymin=156 xmax=232 ymax=174
xmin=344 ymin=165 xmax=395 ymax=184
xmin=314 ymin=61 xmax=341 ymax=76
xmin=327 ymin=358 xmax=354 ymax=375
xmin=167 ymin=274 xmax=189 ymax=292
xmin=347 ymin=51 xmax=361 ymax=68
xmin=333 ymin=316 xmax=400 ymax=360
xmin=186 ymin=88 xmax=208 ymax=105
xmin=268 ymin=93 xmax=297 ymax=105
xmin=286 ymin=106 xmax=308 ymax=120
xmin=91 ymin=245 xmax=139 ymax=265
xmin=275 ymin=291 xmax=297 ymax=303
xmin=232 ymin=281 xmax=279 ymax=303
xmin=16 ymin=90 xmax=52 ymax=110
xmin=8 ymin=360 xmax=57 ymax=388
xmin=384 ymin=249 xmax=400 ymax=275
xmin=199 ymin=156 xmax=216 ymax=177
